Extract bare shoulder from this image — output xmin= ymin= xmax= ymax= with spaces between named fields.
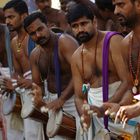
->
xmin=58 ymin=33 xmax=79 ymax=50
xmin=11 ymin=36 xmax=17 ymax=49
xmin=30 ymin=45 xmax=41 ymax=61
xmin=71 ymin=46 xmax=82 ymax=63
xmin=122 ymin=31 xmax=132 ymax=46
xmin=109 ymin=32 xmax=124 ymax=47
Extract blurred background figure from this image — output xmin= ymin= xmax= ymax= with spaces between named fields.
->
xmin=35 ymin=0 xmax=69 ymax=32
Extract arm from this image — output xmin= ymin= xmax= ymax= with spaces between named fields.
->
xmin=108 ymin=35 xmax=131 ymax=103
xmin=58 ymin=34 xmax=79 ymax=103
xmin=71 ymin=50 xmax=85 ymax=116
xmin=30 ymin=48 xmax=46 ymax=107
xmin=30 ymin=47 xmax=42 ymax=86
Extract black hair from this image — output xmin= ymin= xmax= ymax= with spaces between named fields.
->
xmin=3 ymin=0 xmax=28 ymax=14
xmin=23 ymin=12 xmax=47 ymax=32
xmin=95 ymin=0 xmax=115 ymax=12
xmin=66 ymin=3 xmax=94 ymax=24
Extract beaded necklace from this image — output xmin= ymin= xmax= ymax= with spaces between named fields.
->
xmin=129 ymin=33 xmax=140 ymax=95
xmin=81 ymin=31 xmax=99 ymax=94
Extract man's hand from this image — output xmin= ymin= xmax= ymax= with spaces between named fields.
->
xmin=17 ymin=78 xmax=32 ymax=89
xmin=115 ymin=102 xmax=140 ymax=125
xmin=103 ymin=102 xmax=120 ymax=119
xmin=80 ymin=103 xmax=92 ymax=132
xmin=0 ymin=76 xmax=14 ymax=92
xmin=31 ymin=83 xmax=44 ymax=107
xmin=46 ymin=98 xmax=65 ymax=112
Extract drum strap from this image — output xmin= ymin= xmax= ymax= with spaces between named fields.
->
xmin=102 ymin=31 xmax=120 ymax=129
xmin=54 ymin=33 xmax=62 ymax=97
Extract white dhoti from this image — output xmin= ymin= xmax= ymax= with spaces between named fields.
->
xmin=0 ymin=67 xmax=24 ymax=140
xmin=87 ymin=81 xmax=140 ymax=140
xmin=19 ymin=70 xmax=45 ymax=140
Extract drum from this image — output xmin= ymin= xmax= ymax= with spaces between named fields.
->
xmin=2 ymin=92 xmax=21 ymax=115
xmin=46 ymin=110 xmax=76 ymax=139
xmin=21 ymin=90 xmax=48 ymax=123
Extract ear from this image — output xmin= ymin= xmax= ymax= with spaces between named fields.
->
xmin=93 ymin=16 xmax=97 ymax=28
xmin=21 ymin=13 xmax=28 ymax=21
xmin=135 ymin=0 xmax=140 ymax=12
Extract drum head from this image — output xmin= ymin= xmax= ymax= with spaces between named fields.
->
xmin=47 ymin=110 xmax=63 ymax=138
xmin=21 ymin=91 xmax=34 ymax=118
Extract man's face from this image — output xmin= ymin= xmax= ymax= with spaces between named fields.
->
xmin=71 ymin=16 xmax=96 ymax=43
xmin=36 ymin=0 xmax=51 ymax=12
xmin=113 ymin=0 xmax=137 ymax=28
xmin=4 ymin=8 xmax=23 ymax=32
xmin=26 ymin=18 xmax=50 ymax=47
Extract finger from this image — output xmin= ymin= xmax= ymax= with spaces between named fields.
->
xmin=105 ymin=109 xmax=111 ymax=116
xmin=82 ymin=104 xmax=90 ymax=110
xmin=80 ymin=116 xmax=85 ymax=123
xmin=110 ymin=112 xmax=116 ymax=119
xmin=82 ymin=123 xmax=88 ymax=132
xmin=115 ymin=111 xmax=121 ymax=124
xmin=121 ymin=114 xmax=127 ymax=122
xmin=122 ymin=118 xmax=128 ymax=129
xmin=40 ymin=106 xmax=49 ymax=113
xmin=119 ymin=108 xmax=125 ymax=119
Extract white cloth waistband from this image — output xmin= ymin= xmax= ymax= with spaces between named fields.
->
xmin=88 ymin=81 xmax=121 ymax=107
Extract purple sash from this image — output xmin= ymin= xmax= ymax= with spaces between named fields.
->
xmin=54 ymin=34 xmax=62 ymax=97
xmin=102 ymin=32 xmax=120 ymax=129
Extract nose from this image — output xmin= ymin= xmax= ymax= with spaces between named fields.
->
xmin=5 ymin=18 xmax=10 ymax=25
xmin=114 ymin=6 xmax=120 ymax=15
xmin=77 ymin=25 xmax=84 ymax=33
xmin=36 ymin=31 xmax=41 ymax=38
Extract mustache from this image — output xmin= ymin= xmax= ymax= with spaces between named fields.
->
xmin=36 ymin=37 xmax=47 ymax=44
xmin=77 ymin=32 xmax=89 ymax=37
xmin=116 ymin=14 xmax=126 ymax=20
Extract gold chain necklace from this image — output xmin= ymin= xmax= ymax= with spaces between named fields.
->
xmin=16 ymin=34 xmax=26 ymax=53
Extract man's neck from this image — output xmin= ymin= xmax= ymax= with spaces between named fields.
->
xmin=43 ymin=31 xmax=57 ymax=50
xmin=82 ymin=30 xmax=100 ymax=49
xmin=17 ymin=27 xmax=27 ymax=39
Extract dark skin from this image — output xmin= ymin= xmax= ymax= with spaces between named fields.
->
xmin=1 ymin=8 xmax=32 ymax=93
xmin=26 ymin=18 xmax=79 ymax=111
xmin=35 ymin=0 xmax=69 ymax=31
xmin=70 ymin=16 xmax=131 ymax=129
xmin=103 ymin=0 xmax=140 ymax=123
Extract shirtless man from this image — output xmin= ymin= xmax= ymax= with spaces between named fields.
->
xmin=66 ymin=3 xmax=131 ymax=139
xmin=23 ymin=12 xmax=79 ymax=140
xmin=2 ymin=0 xmax=44 ymax=140
xmin=35 ymin=0 xmax=69 ymax=32
xmin=103 ymin=0 xmax=140 ymax=126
